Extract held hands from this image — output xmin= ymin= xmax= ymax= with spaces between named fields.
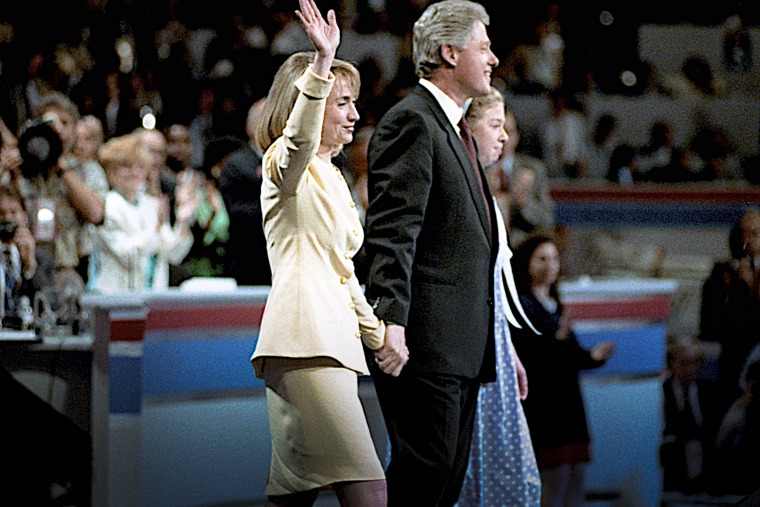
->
xmin=374 ymin=323 xmax=409 ymax=377
xmin=296 ymin=0 xmax=339 ymax=75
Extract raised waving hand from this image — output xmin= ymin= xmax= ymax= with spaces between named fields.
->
xmin=296 ymin=0 xmax=339 ymax=78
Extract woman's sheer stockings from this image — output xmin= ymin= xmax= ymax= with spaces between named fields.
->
xmin=265 ymin=479 xmax=387 ymax=507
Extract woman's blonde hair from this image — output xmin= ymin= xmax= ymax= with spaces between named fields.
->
xmin=464 ymin=86 xmax=504 ymax=125
xmin=97 ymin=132 xmax=140 ymax=173
xmin=252 ymin=51 xmax=360 ymax=157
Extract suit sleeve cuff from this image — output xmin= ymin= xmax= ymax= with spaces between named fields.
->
xmin=295 ymin=65 xmax=334 ymax=100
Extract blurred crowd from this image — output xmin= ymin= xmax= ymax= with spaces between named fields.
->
xmin=0 ymin=1 xmax=758 ymax=186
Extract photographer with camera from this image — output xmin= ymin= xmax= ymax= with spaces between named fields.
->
xmin=0 ymin=184 xmax=54 ymax=325
xmin=14 ymin=92 xmax=108 ymax=308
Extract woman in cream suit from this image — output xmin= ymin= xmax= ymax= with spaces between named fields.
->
xmin=250 ymin=1 xmax=406 ymax=505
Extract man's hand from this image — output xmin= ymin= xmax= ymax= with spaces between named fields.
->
xmin=373 ymin=324 xmax=409 ymax=377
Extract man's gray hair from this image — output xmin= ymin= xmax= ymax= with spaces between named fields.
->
xmin=412 ymin=0 xmax=490 ymax=80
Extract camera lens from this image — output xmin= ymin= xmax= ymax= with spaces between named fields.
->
xmin=0 ymin=220 xmax=18 ymax=243
xmin=18 ymin=120 xmax=63 ymax=179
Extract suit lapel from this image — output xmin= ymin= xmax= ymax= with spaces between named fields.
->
xmin=416 ymin=87 xmax=492 ymax=245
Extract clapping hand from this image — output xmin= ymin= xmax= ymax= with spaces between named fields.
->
xmin=156 ymin=194 xmax=170 ymax=228
xmin=174 ymin=170 xmax=200 ymax=226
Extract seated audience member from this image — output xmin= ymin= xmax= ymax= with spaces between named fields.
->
xmin=662 ymin=55 xmax=728 ymax=98
xmin=541 ymin=90 xmax=589 ymax=179
xmin=17 ymin=92 xmax=108 ymax=304
xmin=688 ymin=124 xmax=743 ymax=182
xmin=586 ymin=114 xmax=619 ymax=180
xmin=606 ymin=144 xmax=644 ymax=185
xmin=638 ymin=120 xmax=695 ymax=183
xmin=0 ymin=184 xmax=55 ymax=325
xmin=90 ymin=132 xmax=194 ymax=292
xmin=700 ymin=207 xmax=760 ymax=416
xmin=712 ymin=359 xmax=760 ymax=496
xmin=660 ymin=338 xmax=721 ymax=494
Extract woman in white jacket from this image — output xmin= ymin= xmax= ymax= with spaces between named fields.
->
xmin=91 ymin=132 xmax=194 ymax=292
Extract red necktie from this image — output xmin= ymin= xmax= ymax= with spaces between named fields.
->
xmin=459 ymin=118 xmax=491 ymax=225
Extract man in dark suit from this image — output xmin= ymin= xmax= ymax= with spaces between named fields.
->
xmin=660 ymin=339 xmax=721 ymax=495
xmin=362 ymin=1 xmax=500 ymax=504
xmin=219 ymin=99 xmax=271 ymax=286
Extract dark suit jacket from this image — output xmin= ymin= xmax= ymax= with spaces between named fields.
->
xmin=219 ymin=144 xmax=271 ymax=286
xmin=364 ymin=84 xmax=497 ymax=381
xmin=660 ymin=377 xmax=722 ymax=492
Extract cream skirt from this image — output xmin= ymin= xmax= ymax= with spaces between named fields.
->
xmin=261 ymin=357 xmax=385 ymax=496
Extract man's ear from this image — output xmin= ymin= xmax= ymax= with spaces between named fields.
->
xmin=441 ymin=43 xmax=458 ymax=67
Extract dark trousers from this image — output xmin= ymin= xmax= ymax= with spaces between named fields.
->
xmin=370 ymin=365 xmax=480 ymax=507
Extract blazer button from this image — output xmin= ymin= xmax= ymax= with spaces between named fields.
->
xmin=352 ymin=229 xmax=359 ymax=236
xmin=349 ymin=302 xmax=356 ymax=310
xmin=349 ymin=201 xmax=356 ymax=208
xmin=343 ymin=252 xmax=350 ymax=260
xmin=355 ymin=332 xmax=361 ymax=339
xmin=339 ymin=276 xmax=347 ymax=284
xmin=487 ymin=297 xmax=494 ymax=306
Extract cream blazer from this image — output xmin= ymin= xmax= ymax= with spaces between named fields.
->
xmin=251 ymin=68 xmax=384 ymax=378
